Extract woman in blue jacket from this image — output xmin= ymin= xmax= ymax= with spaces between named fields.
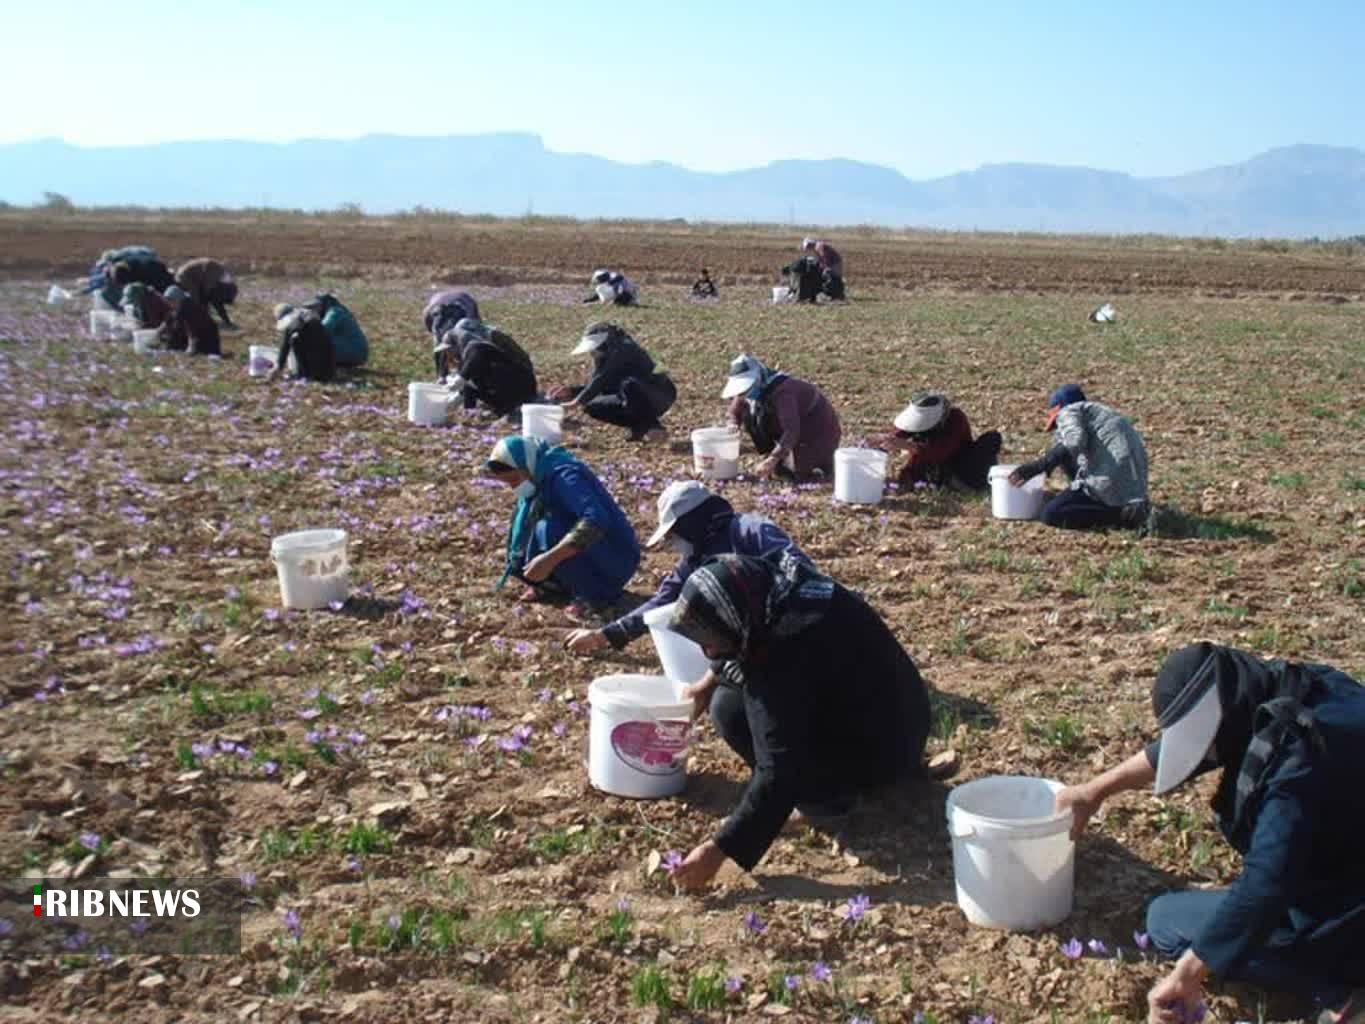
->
xmin=486 ymin=436 xmax=641 ymax=616
xmin=1058 ymin=643 xmax=1365 ymax=1024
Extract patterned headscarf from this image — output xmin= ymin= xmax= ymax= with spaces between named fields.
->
xmin=488 ymin=436 xmax=576 ymax=591
xmin=668 ymin=551 xmax=833 ymax=665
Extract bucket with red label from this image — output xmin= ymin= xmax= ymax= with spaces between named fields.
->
xmin=588 ymin=674 xmax=692 ymax=798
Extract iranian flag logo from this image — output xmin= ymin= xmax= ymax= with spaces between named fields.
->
xmin=33 ymin=884 xmax=42 ymax=917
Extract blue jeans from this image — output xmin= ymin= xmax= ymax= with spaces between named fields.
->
xmin=1039 ymin=487 xmax=1127 ymax=530
xmin=1147 ymin=890 xmax=1351 ymax=1008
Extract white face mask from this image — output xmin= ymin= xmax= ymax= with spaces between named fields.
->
xmin=514 ymin=480 xmax=537 ymax=500
xmin=666 ymin=535 xmax=694 ymax=558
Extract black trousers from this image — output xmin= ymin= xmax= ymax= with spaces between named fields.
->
xmin=582 ymin=377 xmax=675 ymax=438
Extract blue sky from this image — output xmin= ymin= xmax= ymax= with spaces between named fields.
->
xmin=3 ymin=0 xmax=1360 ymax=178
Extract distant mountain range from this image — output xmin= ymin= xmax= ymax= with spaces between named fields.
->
xmin=3 ymin=134 xmax=1364 ymax=238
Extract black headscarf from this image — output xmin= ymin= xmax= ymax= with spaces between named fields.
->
xmin=669 ymin=495 xmax=735 ymax=548
xmin=1152 ymin=642 xmax=1324 ymax=850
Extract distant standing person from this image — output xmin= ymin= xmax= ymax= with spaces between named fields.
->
xmin=1008 ymin=384 xmax=1150 ymax=531
xmin=270 ymin=304 xmax=336 ymax=382
xmin=586 ymin=269 xmax=638 ymax=306
xmin=556 ymin=322 xmax=675 ymax=442
xmin=174 ymin=258 xmax=238 ymax=327
xmin=722 ymin=354 xmax=841 ymax=480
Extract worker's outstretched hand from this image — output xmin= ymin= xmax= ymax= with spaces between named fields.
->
xmin=1055 ymin=783 xmax=1103 ymax=842
xmin=681 ymin=670 xmax=718 ymax=723
xmin=565 ymin=629 xmax=608 ymax=655
xmin=671 ymin=840 xmax=727 ymax=892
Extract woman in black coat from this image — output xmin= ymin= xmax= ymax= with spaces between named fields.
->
xmin=666 ymin=553 xmax=930 ymax=887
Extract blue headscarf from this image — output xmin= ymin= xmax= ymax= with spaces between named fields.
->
xmin=489 ymin=435 xmax=577 ymax=591
xmin=745 ymin=358 xmax=788 ymax=402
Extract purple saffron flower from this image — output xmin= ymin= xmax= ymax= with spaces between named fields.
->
xmin=842 ymin=893 xmax=870 ymax=922
xmin=239 ymin=871 xmax=257 ymax=891
xmin=662 ymin=850 xmax=684 ymax=874
xmin=1087 ymin=938 xmax=1108 ymax=955
xmin=742 ymin=910 xmax=766 ymax=935
xmin=78 ymin=831 xmax=101 ymax=852
xmin=784 ymin=974 xmax=801 ymax=991
xmin=810 ymin=961 xmax=832 ymax=983
xmin=725 ymin=976 xmax=743 ymax=994
xmin=1061 ymin=937 xmax=1084 ymax=960
xmin=1133 ymin=930 xmax=1150 ymax=951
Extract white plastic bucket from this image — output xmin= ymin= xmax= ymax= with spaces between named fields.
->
xmin=691 ymin=427 xmax=740 ymax=481
xmin=408 ymin=382 xmax=453 ymax=426
xmin=89 ymin=310 xmax=118 ymax=339
xmin=521 ymin=404 xmax=565 ymax=445
xmin=47 ymin=284 xmax=72 ymax=306
xmin=588 ymin=674 xmax=692 ymax=799
xmin=772 ymin=285 xmax=792 ymax=304
xmin=108 ymin=316 xmax=136 ymax=343
xmin=132 ymin=329 xmax=160 ymax=354
xmin=595 ymin=282 xmax=617 ymax=304
xmin=248 ymin=345 xmax=277 ymax=378
xmin=834 ymin=448 xmax=888 ymax=505
xmin=643 ymin=603 xmax=710 ymax=684
xmin=988 ymin=465 xmax=1045 ymax=520
xmin=270 ymin=529 xmax=350 ymax=610
xmin=946 ymin=775 xmax=1074 ymax=931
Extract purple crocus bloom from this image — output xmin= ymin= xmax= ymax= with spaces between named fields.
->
xmin=239 ymin=871 xmax=257 ymax=891
xmin=662 ymin=850 xmax=684 ymax=874
xmin=79 ymin=831 xmax=101 ymax=852
xmin=1061 ymin=937 xmax=1084 ymax=959
xmin=725 ymin=976 xmax=742 ymax=994
xmin=283 ymin=909 xmax=302 ymax=939
xmin=842 ymin=893 xmax=870 ymax=922
xmin=810 ymin=961 xmax=832 ymax=982
xmin=1087 ymin=938 xmax=1108 ymax=955
xmin=1133 ymin=930 xmax=1151 ymax=951
xmin=742 ymin=910 xmax=766 ymax=935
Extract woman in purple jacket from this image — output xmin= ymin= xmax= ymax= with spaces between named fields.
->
xmin=723 ymin=354 xmax=842 ymax=480
xmin=565 ymin=481 xmax=808 ymax=655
